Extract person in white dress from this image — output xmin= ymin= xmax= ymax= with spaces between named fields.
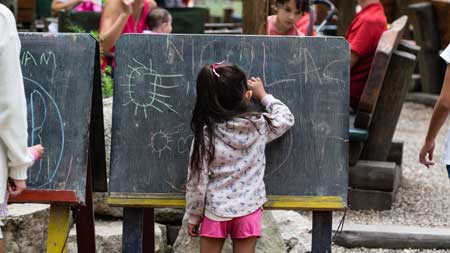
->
xmin=419 ymin=44 xmax=450 ymax=178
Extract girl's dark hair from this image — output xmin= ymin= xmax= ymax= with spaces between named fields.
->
xmin=276 ymin=0 xmax=309 ymax=12
xmin=147 ymin=8 xmax=171 ymax=30
xmin=189 ymin=64 xmax=249 ymax=181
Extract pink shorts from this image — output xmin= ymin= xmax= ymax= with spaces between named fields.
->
xmin=200 ymin=208 xmax=262 ymax=239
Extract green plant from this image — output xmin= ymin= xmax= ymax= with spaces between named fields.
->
xmin=65 ymin=24 xmax=113 ymax=98
xmin=101 ymin=65 xmax=114 ymax=98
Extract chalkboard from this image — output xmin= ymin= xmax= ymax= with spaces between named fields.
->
xmin=19 ymin=33 xmax=106 ymax=202
xmin=110 ymin=34 xmax=349 ymax=208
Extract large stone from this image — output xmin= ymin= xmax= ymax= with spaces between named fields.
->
xmin=68 ymin=221 xmax=167 ymax=252
xmin=271 ymin=210 xmax=311 ymax=253
xmin=155 ymin=208 xmax=184 ymax=225
xmin=173 ymin=211 xmax=286 ymax=253
xmin=3 ymin=204 xmax=50 ymax=252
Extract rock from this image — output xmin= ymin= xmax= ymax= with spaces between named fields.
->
xmin=93 ymin=192 xmax=123 ymax=218
xmin=3 ymin=204 xmax=50 ymax=252
xmin=155 ymin=208 xmax=184 ymax=224
xmin=173 ymin=211 xmax=286 ymax=253
xmin=93 ymin=97 xmax=123 ymax=218
xmin=68 ymin=221 xmax=167 ymax=253
xmin=271 ymin=210 xmax=311 ymax=252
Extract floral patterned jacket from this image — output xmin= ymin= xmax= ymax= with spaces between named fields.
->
xmin=185 ymin=95 xmax=295 ymax=224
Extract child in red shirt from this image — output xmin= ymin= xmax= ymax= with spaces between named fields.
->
xmin=268 ymin=0 xmax=309 ymax=36
xmin=345 ymin=0 xmax=387 ymax=109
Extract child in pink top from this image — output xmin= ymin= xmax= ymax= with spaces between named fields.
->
xmin=268 ymin=0 xmax=309 ymax=36
xmin=185 ymin=63 xmax=294 ymax=252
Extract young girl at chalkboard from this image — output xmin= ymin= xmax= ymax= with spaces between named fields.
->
xmin=0 ymin=4 xmax=45 ymax=251
xmin=185 ymin=62 xmax=294 ymax=252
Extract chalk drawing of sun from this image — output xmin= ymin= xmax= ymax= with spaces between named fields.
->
xmin=121 ymin=58 xmax=184 ymax=118
xmin=150 ymin=130 xmax=173 ymax=158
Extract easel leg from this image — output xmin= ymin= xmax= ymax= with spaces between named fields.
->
xmin=76 ymin=152 xmax=96 ymax=252
xmin=143 ymin=208 xmax=155 ymax=253
xmin=123 ymin=208 xmax=144 ymax=253
xmin=312 ymin=211 xmax=332 ymax=253
xmin=47 ymin=204 xmax=70 ymax=253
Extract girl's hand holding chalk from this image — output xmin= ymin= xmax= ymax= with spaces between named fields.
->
xmin=247 ymin=77 xmax=267 ymax=101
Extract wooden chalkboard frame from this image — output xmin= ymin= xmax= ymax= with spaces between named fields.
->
xmin=8 ymin=33 xmax=106 ymax=252
xmin=108 ymin=33 xmax=349 ymax=253
xmin=108 ymin=34 xmax=348 ymax=211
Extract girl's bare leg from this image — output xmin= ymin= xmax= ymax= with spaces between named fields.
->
xmin=200 ymin=237 xmax=226 ymax=253
xmin=0 ymin=239 xmax=4 ymax=253
xmin=232 ymin=237 xmax=257 ymax=253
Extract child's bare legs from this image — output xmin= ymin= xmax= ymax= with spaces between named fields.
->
xmin=0 ymin=239 xmax=4 ymax=253
xmin=200 ymin=237 xmax=225 ymax=253
xmin=232 ymin=237 xmax=257 ymax=253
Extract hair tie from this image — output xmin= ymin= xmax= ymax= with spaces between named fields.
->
xmin=212 ymin=60 xmax=225 ymax=77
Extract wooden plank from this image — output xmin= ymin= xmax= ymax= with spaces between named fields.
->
xmin=108 ymin=195 xmax=346 ymax=210
xmin=243 ymin=0 xmax=268 ymax=35
xmin=349 ymin=160 xmax=397 ymax=191
xmin=335 ymin=0 xmax=356 ymax=36
xmin=142 ymin=208 xmax=155 ymax=253
xmin=387 ymin=142 xmax=404 ymax=166
xmin=409 ymin=2 xmax=444 ymax=93
xmin=76 ymin=154 xmax=96 ymax=253
xmin=8 ymin=190 xmax=78 ymax=204
xmin=47 ymin=204 xmax=70 ymax=253
xmin=355 ymin=16 xmax=408 ymax=129
xmin=349 ymin=165 xmax=402 ymax=210
xmin=122 ymin=208 xmax=145 ymax=253
xmin=312 ymin=211 xmax=332 ymax=253
xmin=349 ymin=141 xmax=364 ymax=166
xmin=334 ymin=226 xmax=450 ymax=249
xmin=361 ymin=51 xmax=416 ymax=161
xmin=405 ymin=92 xmax=439 ymax=107
xmin=431 ymin=0 xmax=450 ymax=49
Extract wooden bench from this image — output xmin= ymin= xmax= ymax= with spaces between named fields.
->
xmin=204 ymin=22 xmax=242 ymax=34
xmin=16 ymin=0 xmax=35 ymax=30
xmin=348 ymin=16 xmax=420 ymax=210
xmin=409 ymin=2 xmax=445 ymax=94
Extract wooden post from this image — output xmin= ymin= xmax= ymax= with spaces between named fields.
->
xmin=243 ymin=0 xmax=268 ymax=35
xmin=76 ymin=153 xmax=96 ymax=252
xmin=362 ymin=51 xmax=417 ymax=161
xmin=409 ymin=2 xmax=444 ymax=94
xmin=312 ymin=211 xmax=332 ymax=253
xmin=47 ymin=204 xmax=71 ymax=253
xmin=123 ymin=208 xmax=145 ymax=253
xmin=143 ymin=208 xmax=155 ymax=253
xmin=431 ymin=0 xmax=450 ymax=49
xmin=335 ymin=0 xmax=356 ymax=36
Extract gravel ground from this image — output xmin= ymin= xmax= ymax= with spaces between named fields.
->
xmin=332 ymin=102 xmax=450 ymax=253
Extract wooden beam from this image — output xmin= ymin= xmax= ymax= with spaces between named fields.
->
xmin=243 ymin=0 xmax=268 ymax=35
xmin=108 ymin=195 xmax=346 ymax=210
xmin=335 ymin=0 xmax=356 ymax=36
xmin=8 ymin=190 xmax=78 ymax=204
xmin=122 ymin=208 xmax=145 ymax=253
xmin=362 ymin=51 xmax=417 ymax=161
xmin=349 ymin=160 xmax=398 ymax=191
xmin=349 ymin=165 xmax=402 ymax=211
xmin=409 ymin=2 xmax=444 ymax=94
xmin=431 ymin=0 xmax=450 ymax=49
xmin=312 ymin=211 xmax=332 ymax=253
xmin=47 ymin=204 xmax=71 ymax=253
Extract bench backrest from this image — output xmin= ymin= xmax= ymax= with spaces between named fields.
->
xmin=354 ymin=16 xmax=408 ymax=129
